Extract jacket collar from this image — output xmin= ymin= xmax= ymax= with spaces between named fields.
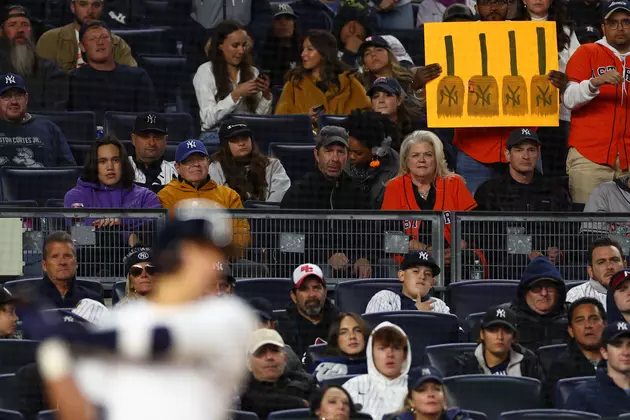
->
xmin=40 ymin=273 xmax=77 ymax=297
xmin=133 ymin=155 xmax=164 ymax=171
xmin=60 ymin=22 xmax=78 ymax=40
xmin=474 ymin=343 xmax=524 ymax=375
xmin=177 ymin=175 xmax=213 ymax=190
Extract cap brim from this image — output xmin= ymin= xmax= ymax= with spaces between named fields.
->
xmin=443 ymin=14 xmax=475 ymax=22
xmin=256 ymin=310 xmax=273 ymax=321
xmin=294 ymin=273 xmax=325 ymax=289
xmin=482 ymin=319 xmax=517 ymax=332
xmin=250 ymin=340 xmax=284 ymax=354
xmin=529 ymin=277 xmax=562 ymax=287
xmin=274 ymin=12 xmax=296 ymax=18
xmin=400 ymin=262 xmax=441 ymax=277
xmin=0 ymin=86 xmax=26 ymax=95
xmin=367 ymin=85 xmax=399 ymax=97
xmin=605 ymin=7 xmax=630 ymax=19
xmin=224 ymin=128 xmax=253 ymax=140
xmin=412 ymin=375 xmax=444 ymax=390
xmin=134 ymin=128 xmax=168 ymax=135
xmin=605 ymin=330 xmax=630 ymax=345
xmin=318 ymin=139 xmax=349 ymax=149
xmin=177 ymin=149 xmax=208 ymax=162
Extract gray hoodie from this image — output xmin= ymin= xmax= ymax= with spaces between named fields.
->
xmin=191 ymin=0 xmax=252 ymax=29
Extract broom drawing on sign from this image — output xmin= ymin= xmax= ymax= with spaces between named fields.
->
xmin=531 ymin=27 xmax=558 ymax=116
xmin=502 ymin=30 xmax=528 ymax=116
xmin=468 ymin=33 xmax=499 ymax=117
xmin=437 ymin=35 xmax=464 ymax=117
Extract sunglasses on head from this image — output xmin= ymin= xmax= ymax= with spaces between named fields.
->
xmin=129 ymin=264 xmax=157 ymax=277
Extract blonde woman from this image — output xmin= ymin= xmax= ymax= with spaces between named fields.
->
xmin=117 ymin=246 xmax=155 ymax=306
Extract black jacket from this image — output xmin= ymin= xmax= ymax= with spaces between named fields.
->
xmin=292 ymin=0 xmax=334 ymax=33
xmin=544 ymin=340 xmax=598 ymax=406
xmin=345 ymin=149 xmax=399 ymax=209
xmin=565 ymin=367 xmax=630 ymax=418
xmin=277 ymin=299 xmax=340 ymax=361
xmin=38 ymin=274 xmax=104 ymax=308
xmin=240 ymin=371 xmax=318 ymax=420
xmin=258 ymin=35 xmax=301 ymax=88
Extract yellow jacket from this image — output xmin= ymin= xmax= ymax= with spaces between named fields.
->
xmin=158 ymin=178 xmax=251 ymax=253
xmin=275 ymin=71 xmax=370 ymax=115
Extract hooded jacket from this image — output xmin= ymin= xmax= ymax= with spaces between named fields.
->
xmin=343 ymin=322 xmax=412 ymax=420
xmin=565 ymin=367 xmax=630 ymax=417
xmin=345 ymin=149 xmax=399 ymax=209
xmin=501 ymin=257 xmax=569 ymax=351
xmin=64 ymin=178 xmax=161 ymax=210
xmin=447 ymin=343 xmax=544 ymax=380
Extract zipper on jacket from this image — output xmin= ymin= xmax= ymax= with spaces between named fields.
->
xmin=330 ymin=181 xmax=338 ymax=209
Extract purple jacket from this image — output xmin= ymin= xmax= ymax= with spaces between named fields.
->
xmin=64 ymin=178 xmax=161 ymax=209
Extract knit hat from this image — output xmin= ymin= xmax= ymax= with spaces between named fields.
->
xmin=124 ymin=246 xmax=152 ymax=275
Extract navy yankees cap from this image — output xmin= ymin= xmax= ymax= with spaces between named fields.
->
xmin=506 ymin=128 xmax=541 ymax=149
xmin=400 ymin=251 xmax=441 ymax=276
xmin=409 ymin=366 xmax=444 ymax=391
xmin=481 ymin=305 xmax=518 ymax=332
xmin=604 ymin=0 xmax=630 ymax=20
xmin=603 ymin=321 xmax=630 ymax=345
xmin=175 ymin=139 xmax=208 ymax=162
xmin=0 ymin=73 xmax=26 ymax=95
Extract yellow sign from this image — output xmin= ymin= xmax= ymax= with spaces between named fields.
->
xmin=424 ymin=21 xmax=559 ymax=128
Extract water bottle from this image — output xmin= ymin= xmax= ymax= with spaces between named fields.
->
xmin=96 ymin=126 xmax=104 ymax=139
xmin=71 ymin=203 xmax=85 ymax=227
xmin=471 ymin=256 xmax=483 ymax=280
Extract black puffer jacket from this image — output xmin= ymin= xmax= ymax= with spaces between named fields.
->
xmin=544 ymin=340 xmax=598 ymax=406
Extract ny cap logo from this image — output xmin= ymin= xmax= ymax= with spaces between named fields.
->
xmin=421 ymin=368 xmax=431 ymax=376
xmin=521 ymin=128 xmax=530 ymax=136
xmin=586 ymin=26 xmax=594 ymax=32
xmin=227 ymin=124 xmax=247 ymax=130
xmin=618 ymin=322 xmax=628 ymax=331
xmin=610 ymin=1 xmax=626 ymax=7
xmin=186 ymin=140 xmax=197 ymax=149
xmin=4 ymin=75 xmax=15 ymax=85
xmin=277 ymin=3 xmax=291 ymax=11
xmin=301 ymin=264 xmax=314 ymax=273
xmin=146 ymin=114 xmax=156 ymax=124
xmin=496 ymin=309 xmax=506 ymax=318
xmin=418 ymin=251 xmax=429 ymax=260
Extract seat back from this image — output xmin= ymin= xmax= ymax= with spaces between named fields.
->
xmin=234 ymin=278 xmax=293 ymax=310
xmin=227 ymin=410 xmax=260 ymax=420
xmin=362 ymin=311 xmax=459 ymax=365
xmin=113 ymin=280 xmax=127 ymax=306
xmin=0 ymin=374 xmax=15 ymax=410
xmin=137 ymin=55 xmax=188 ymax=110
xmin=243 ymin=201 xmax=281 ymax=210
xmin=555 ymin=377 xmax=594 ymax=409
xmin=335 ymin=279 xmax=401 ymax=314
xmin=423 ymin=343 xmax=477 ymax=375
xmin=465 ymin=312 xmax=484 ymax=342
xmin=498 ymin=409 xmax=601 ymax=419
xmin=319 ymin=374 xmax=358 ymax=387
xmin=68 ymin=142 xmax=91 ymax=166
xmin=268 ymin=143 xmax=315 ymax=182
xmin=0 ymin=340 xmax=38 ymax=374
xmin=104 ymin=111 xmax=194 ymax=142
xmin=44 ymin=199 xmax=65 ymax=208
xmin=447 ymin=280 xmax=519 ymax=320
xmin=4 ymin=278 xmax=104 ymax=301
xmin=462 ymin=411 xmax=488 ymax=420
xmin=111 ymin=27 xmax=173 ymax=55
xmin=33 ymin=112 xmax=96 ymax=143
xmin=0 ymin=409 xmax=23 ymax=420
xmin=317 ymin=115 xmax=347 ymax=130
xmin=0 ymin=200 xmax=38 ymax=207
xmin=444 ymin=375 xmax=542 ymax=420
xmin=0 ymin=167 xmax=81 ymax=206
xmin=35 ymin=411 xmax=57 ymax=420
xmin=537 ymin=344 xmax=568 ymax=374
xmin=307 ymin=343 xmax=327 ymax=368
xmin=230 ymin=115 xmax=314 ymax=155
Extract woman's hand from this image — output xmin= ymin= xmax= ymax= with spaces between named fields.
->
xmin=255 ymin=74 xmax=272 ymax=100
xmin=231 ymin=79 xmax=260 ymax=101
xmin=308 ymin=105 xmax=324 ymax=124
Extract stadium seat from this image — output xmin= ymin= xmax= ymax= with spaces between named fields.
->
xmin=463 ymin=411 xmax=488 ymax=420
xmin=555 ymin=377 xmax=594 ymax=409
xmin=497 ymin=409 xmax=601 ymax=419
xmin=0 ymin=409 xmax=23 ymax=420
xmin=230 ymin=115 xmax=315 ymax=156
xmin=268 ymin=143 xmax=315 ymax=182
xmin=234 ymin=278 xmax=293 ymax=310
xmin=4 ymin=278 xmax=105 ymax=302
xmin=335 ymin=278 xmax=401 ymax=314
xmin=35 ymin=411 xmax=57 ymax=420
xmin=243 ymin=201 xmax=281 ymax=209
xmin=272 ymin=309 xmax=286 ymax=321
xmin=0 ymin=167 xmax=82 ymax=206
xmin=465 ymin=312 xmax=485 ymax=341
xmin=318 ymin=115 xmax=347 ymax=130
xmin=443 ymin=375 xmax=542 ymax=420
xmin=308 ymin=343 xmax=327 ymax=364
xmin=319 ymin=374 xmax=357 ymax=387
xmin=362 ymin=311 xmax=459 ymax=365
xmin=0 ymin=201 xmax=38 ymax=207
xmin=423 ymin=343 xmax=477 ymax=375
xmin=0 ymin=340 xmax=37 ymax=374
xmin=227 ymin=410 xmax=260 ymax=420
xmin=137 ymin=55 xmax=188 ymax=111
xmin=69 ymin=142 xmax=91 ymax=166
xmin=446 ymin=280 xmax=519 ymax=320
xmin=268 ymin=408 xmax=371 ymax=420
xmin=113 ymin=280 xmax=127 ymax=306
xmin=377 ymin=29 xmax=426 ymax=66
xmin=104 ymin=111 xmax=194 ymax=142
xmin=537 ymin=344 xmax=568 ymax=374
xmin=0 ymin=374 xmax=15 ymax=409
xmin=32 ymin=111 xmax=96 ymax=143
xmin=110 ymin=27 xmax=173 ymax=56
xmin=44 ymin=199 xmax=64 ymax=208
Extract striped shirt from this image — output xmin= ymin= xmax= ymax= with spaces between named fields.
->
xmin=365 ymin=290 xmax=450 ymax=314
xmin=565 ymin=279 xmax=606 ymax=309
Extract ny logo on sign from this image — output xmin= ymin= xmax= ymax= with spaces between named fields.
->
xmin=5 ymin=75 xmax=15 ymax=85
xmin=618 ymin=322 xmax=628 ymax=331
xmin=521 ymin=129 xmax=530 ymax=136
xmin=496 ymin=309 xmax=506 ymax=318
xmin=146 ymin=114 xmax=156 ymax=124
xmin=301 ymin=265 xmax=314 ymax=273
xmin=422 ymin=368 xmax=431 ymax=376
xmin=418 ymin=251 xmax=429 ymax=261
xmin=186 ymin=140 xmax=196 ymax=149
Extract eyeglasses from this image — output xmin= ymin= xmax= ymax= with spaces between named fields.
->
xmin=129 ymin=264 xmax=157 ymax=277
xmin=530 ymin=284 xmax=558 ymax=294
xmin=605 ymin=18 xmax=630 ymax=29
xmin=0 ymin=92 xmax=25 ymax=102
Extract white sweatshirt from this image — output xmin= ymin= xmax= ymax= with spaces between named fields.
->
xmin=565 ymin=279 xmax=607 ymax=308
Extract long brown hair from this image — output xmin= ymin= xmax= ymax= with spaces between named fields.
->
xmin=206 ymin=20 xmax=257 ymax=113
xmin=324 ymin=312 xmax=372 ymax=357
xmin=363 ymin=49 xmax=414 ymax=94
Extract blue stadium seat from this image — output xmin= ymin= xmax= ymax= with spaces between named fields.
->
xmin=319 ymin=374 xmax=357 ymax=387
xmin=111 ymin=27 xmax=173 ymax=56
xmin=0 ymin=374 xmax=15 ymax=409
xmin=32 ymin=112 xmax=96 ymax=143
xmin=137 ymin=55 xmax=188 ymax=111
xmin=317 ymin=115 xmax=347 ymax=130
xmin=555 ymin=377 xmax=594 ymax=409
xmin=362 ymin=311 xmax=459 ymax=366
xmin=268 ymin=143 xmax=315 ymax=182
xmin=0 ymin=167 xmax=82 ymax=206
xmin=465 ymin=312 xmax=484 ymax=342
xmin=35 ymin=411 xmax=57 ymax=420
xmin=0 ymin=201 xmax=38 ymax=207
xmin=104 ymin=111 xmax=194 ymax=142
xmin=230 ymin=115 xmax=314 ymax=156
xmin=443 ymin=375 xmax=542 ymax=420
xmin=0 ymin=340 xmax=37 ymax=374
xmin=447 ymin=280 xmax=519 ymax=320
xmin=0 ymin=409 xmax=23 ymax=420
xmin=423 ymin=343 xmax=477 ymax=375
xmin=4 ymin=278 xmax=104 ymax=302
xmin=113 ymin=280 xmax=127 ymax=306
xmin=336 ymin=278 xmax=401 ymax=314
xmin=234 ymin=278 xmax=293 ymax=310
xmin=307 ymin=343 xmax=327 ymax=373
xmin=537 ymin=344 xmax=568 ymax=374
xmin=227 ymin=410 xmax=260 ymax=420
xmin=498 ymin=409 xmax=601 ymax=419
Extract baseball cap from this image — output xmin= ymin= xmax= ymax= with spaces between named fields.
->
xmin=610 ymin=269 xmax=630 ymax=291
xmin=604 ymin=0 xmax=630 ymax=20
xmin=175 ymin=139 xmax=208 ymax=162
xmin=400 ymin=251 xmax=441 ymax=277
xmin=272 ymin=3 xmax=296 ymax=18
xmin=292 ymin=263 xmax=326 ymax=289
xmin=61 ymin=299 xmax=110 ymax=327
xmin=124 ymin=246 xmax=152 ymax=274
xmin=408 ymin=366 xmax=443 ymax=391
xmin=78 ymin=20 xmax=110 ymax=42
xmin=358 ymin=35 xmax=391 ymax=59
xmin=603 ymin=321 xmax=630 ymax=345
xmin=215 ymin=260 xmax=235 ymax=285
xmin=133 ymin=112 xmax=168 ymax=135
xmin=443 ymin=3 xmax=475 ymax=22
xmin=0 ymin=73 xmax=26 ymax=95
xmin=481 ymin=305 xmax=518 ymax=332
xmin=506 ymin=128 xmax=541 ymax=150
xmin=248 ymin=328 xmax=285 ymax=355
xmin=0 ymin=287 xmax=15 ymax=305
xmin=367 ymin=77 xmax=403 ymax=97
xmin=219 ymin=120 xmax=253 ymax=142
xmin=576 ymin=25 xmax=602 ymax=44
xmin=317 ymin=126 xmax=349 ymax=149
xmin=249 ymin=297 xmax=274 ymax=322
xmin=2 ymin=5 xmax=31 ymax=23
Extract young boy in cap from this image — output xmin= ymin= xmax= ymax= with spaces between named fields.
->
xmin=606 ymin=268 xmax=630 ymax=324
xmin=365 ymin=251 xmax=449 ymax=314
xmin=0 ymin=287 xmax=19 ymax=338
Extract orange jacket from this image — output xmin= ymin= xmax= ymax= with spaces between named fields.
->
xmin=454 ymin=127 xmax=535 ymax=164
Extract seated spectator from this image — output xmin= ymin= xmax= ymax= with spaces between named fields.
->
xmin=360 ymin=36 xmax=416 ymax=93
xmin=606 ymin=268 xmax=630 ymax=323
xmin=278 ymin=263 xmax=341 ymax=360
xmin=190 ymin=0 xmax=271 ymax=44
xmin=39 ymin=231 xmax=104 ymax=308
xmin=240 ymin=328 xmax=318 ymax=419
xmin=565 ymin=321 xmax=630 ymax=417
xmin=386 ymin=366 xmax=473 ymax=420
xmin=0 ymin=6 xmax=68 ymax=111
xmin=275 ymin=30 xmax=370 ymax=122
xmin=217 ymin=261 xmax=236 ymax=297
xmin=441 ymin=3 xmax=475 ymax=23
xmin=333 ymin=2 xmax=375 ymax=68
xmin=117 ymin=246 xmax=154 ymax=306
xmin=343 ymin=322 xmax=411 ymax=420
xmin=566 ymin=238 xmax=625 ymax=307
xmin=193 ymin=20 xmax=271 ymax=142
xmin=209 ymin=120 xmax=291 ymax=203
xmin=129 ymin=112 xmax=177 ymax=194
xmin=0 ymin=286 xmax=18 ymax=338
xmin=500 ymin=256 xmax=568 ymax=350
xmin=157 ymin=139 xmax=251 ymax=254
xmin=344 ymin=109 xmax=399 ymax=207
xmin=258 ymin=4 xmax=302 ymax=88
xmin=69 ymin=21 xmax=157 ymax=122
xmin=544 ymin=298 xmax=605 ymax=405
xmin=312 ymin=312 xmax=371 ymax=382
xmin=585 ymin=176 xmax=630 ymax=214
xmin=36 ymin=0 xmax=136 ymax=72
xmin=366 ymin=251 xmax=449 ymax=314
xmin=309 ymin=385 xmax=361 ymax=420
xmin=448 ymin=305 xmax=544 ymax=379
xmin=0 ymin=73 xmax=75 ymax=167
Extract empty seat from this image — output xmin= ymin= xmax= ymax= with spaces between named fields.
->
xmin=447 ymin=280 xmax=519 ymax=320
xmin=0 ymin=409 xmax=23 ymax=420
xmin=0 ymin=340 xmax=37 ymax=374
xmin=111 ymin=27 xmax=173 ymax=56
xmin=335 ymin=279 xmax=401 ymax=314
xmin=137 ymin=55 xmax=188 ymax=110
xmin=32 ymin=112 xmax=96 ymax=143
xmin=104 ymin=111 xmax=194 ymax=142
xmin=444 ymin=375 xmax=542 ymax=420
xmin=5 ymin=278 xmax=104 ymax=302
xmin=463 ymin=411 xmax=488 ymax=420
xmin=234 ymin=278 xmax=293 ymax=310
xmin=268 ymin=143 xmax=315 ymax=182
xmin=230 ymin=115 xmax=314 ymax=155
xmin=465 ymin=312 xmax=484 ymax=342
xmin=0 ymin=200 xmax=38 ymax=207
xmin=69 ymin=142 xmax=91 ymax=166
xmin=362 ymin=311 xmax=459 ymax=365
xmin=318 ymin=115 xmax=347 ymax=130
xmin=537 ymin=344 xmax=568 ymax=374
xmin=44 ymin=199 xmax=64 ymax=208
xmin=319 ymin=374 xmax=357 ymax=387
xmin=423 ymin=343 xmax=477 ymax=375
xmin=0 ymin=167 xmax=82 ymax=206
xmin=0 ymin=374 xmax=15 ymax=410
xmin=227 ymin=410 xmax=260 ymax=420
xmin=555 ymin=377 xmax=594 ymax=409
xmin=498 ymin=409 xmax=601 ymax=419
xmin=113 ymin=280 xmax=127 ymax=305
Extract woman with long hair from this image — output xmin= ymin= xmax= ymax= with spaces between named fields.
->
xmin=275 ymin=29 xmax=370 ymax=123
xmin=368 ymin=77 xmax=420 ymax=144
xmin=193 ymin=20 xmax=272 ymax=141
xmin=208 ymin=119 xmax=291 ymax=203
xmin=309 ymin=385 xmax=362 ymax=420
xmin=117 ymin=246 xmax=155 ymax=306
xmin=361 ymin=36 xmax=415 ymax=94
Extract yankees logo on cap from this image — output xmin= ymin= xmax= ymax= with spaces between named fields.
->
xmin=147 ymin=114 xmax=156 ymax=124
xmin=409 ymin=365 xmax=444 ymax=391
xmin=400 ymin=251 xmax=441 ymax=276
xmin=603 ymin=320 xmax=630 ymax=345
xmin=292 ymin=263 xmax=325 ymax=289
xmin=481 ymin=305 xmax=517 ymax=332
xmin=496 ymin=308 xmax=506 ymax=318
xmin=5 ymin=75 xmax=15 ymax=84
xmin=506 ymin=127 xmax=541 ymax=150
xmin=0 ymin=73 xmax=26 ymax=96
xmin=175 ymin=139 xmax=208 ymax=163
xmin=133 ymin=112 xmax=168 ymax=135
